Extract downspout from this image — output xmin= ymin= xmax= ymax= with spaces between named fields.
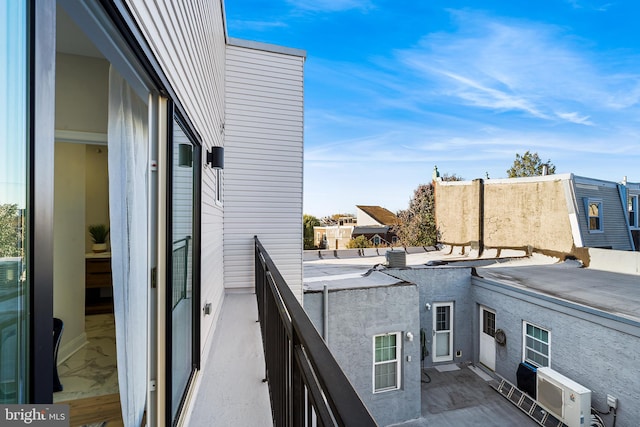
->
xmin=478 ymin=179 xmax=485 ymax=257
xmin=323 ymin=285 xmax=329 ymax=344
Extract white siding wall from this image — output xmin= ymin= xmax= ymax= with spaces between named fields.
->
xmin=225 ymin=41 xmax=305 ymax=300
xmin=125 ymin=0 xmax=226 ymax=351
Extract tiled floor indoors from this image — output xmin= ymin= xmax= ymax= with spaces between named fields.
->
xmin=54 ymin=314 xmax=119 ymax=403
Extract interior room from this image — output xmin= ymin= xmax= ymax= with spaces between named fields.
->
xmin=52 ymin=6 xmax=122 ymax=425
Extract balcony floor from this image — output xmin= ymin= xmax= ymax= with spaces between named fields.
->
xmin=185 ymin=293 xmax=272 ymax=426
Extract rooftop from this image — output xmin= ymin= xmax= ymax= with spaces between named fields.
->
xmin=356 ymin=205 xmax=399 ymax=225
xmin=477 ymin=260 xmax=640 ymax=324
xmin=390 ymin=363 xmax=535 ymax=427
xmin=304 ymin=247 xmax=640 ymax=326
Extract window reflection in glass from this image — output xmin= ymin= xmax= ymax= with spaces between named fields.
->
xmin=0 ymin=0 xmax=29 ymax=403
xmin=170 ymin=119 xmax=195 ymax=421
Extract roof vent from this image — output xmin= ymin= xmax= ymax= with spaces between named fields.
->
xmin=386 ymin=250 xmax=406 ymax=268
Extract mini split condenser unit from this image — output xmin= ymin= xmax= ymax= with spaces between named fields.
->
xmin=536 ymin=367 xmax=591 ymax=427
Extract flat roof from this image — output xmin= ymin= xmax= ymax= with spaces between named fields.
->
xmin=478 ymin=260 xmax=640 ymax=323
xmin=303 ymin=248 xmax=640 ymax=324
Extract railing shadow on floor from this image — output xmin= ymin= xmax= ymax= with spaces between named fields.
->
xmin=255 ymin=236 xmax=378 ymax=427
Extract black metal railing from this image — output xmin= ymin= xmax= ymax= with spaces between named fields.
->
xmin=255 ymin=236 xmax=377 ymax=426
xmin=172 ymin=236 xmax=191 ymax=309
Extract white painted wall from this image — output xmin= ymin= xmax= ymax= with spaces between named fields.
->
xmin=357 ymin=209 xmax=380 ymax=226
xmin=55 ymin=53 xmax=109 ymax=133
xmin=84 ymin=145 xmax=110 ymax=252
xmin=124 ymin=0 xmax=226 ymax=355
xmin=54 ymin=143 xmax=87 ymax=361
xmin=225 ymin=40 xmax=305 ymax=300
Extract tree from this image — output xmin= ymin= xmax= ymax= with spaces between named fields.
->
xmin=441 ymin=173 xmax=464 ymax=182
xmin=395 ymin=184 xmax=438 ymax=247
xmin=303 ymin=214 xmax=321 ymax=250
xmin=346 ymin=235 xmax=372 ymax=249
xmin=0 ymin=204 xmax=21 ymax=257
xmin=507 ymin=151 xmax=556 ymax=178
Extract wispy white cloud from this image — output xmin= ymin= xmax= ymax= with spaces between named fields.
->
xmin=393 ymin=10 xmax=640 ymax=126
xmin=286 ymin=0 xmax=374 ymax=13
xmin=555 ymin=111 xmax=594 ymax=125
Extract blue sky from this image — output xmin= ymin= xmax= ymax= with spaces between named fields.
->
xmin=225 ymin=0 xmax=640 ymax=217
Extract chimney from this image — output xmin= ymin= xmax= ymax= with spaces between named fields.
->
xmin=542 ymin=164 xmax=549 ymax=176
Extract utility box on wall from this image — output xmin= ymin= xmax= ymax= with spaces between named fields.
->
xmin=536 ymin=367 xmax=591 ymax=427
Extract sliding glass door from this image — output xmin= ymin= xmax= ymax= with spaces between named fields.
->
xmin=168 ymin=114 xmax=200 ymax=423
xmin=0 ymin=0 xmax=29 ymax=404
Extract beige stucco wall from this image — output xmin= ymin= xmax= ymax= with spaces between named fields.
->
xmin=483 ymin=180 xmax=574 ymax=252
xmin=435 ymin=180 xmax=481 ymax=245
xmin=314 ymin=225 xmax=354 ymax=249
xmin=436 ymin=178 xmax=575 ymax=253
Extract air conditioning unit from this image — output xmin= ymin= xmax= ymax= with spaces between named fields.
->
xmin=536 ymin=367 xmax=591 ymax=427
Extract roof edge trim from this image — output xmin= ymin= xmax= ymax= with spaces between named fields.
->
xmin=228 ymin=37 xmax=307 ymax=58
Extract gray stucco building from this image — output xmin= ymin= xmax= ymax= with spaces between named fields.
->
xmin=304 ymin=248 xmax=640 ymax=427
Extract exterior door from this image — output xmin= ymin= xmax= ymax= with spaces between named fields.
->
xmin=479 ymin=306 xmax=496 ymax=370
xmin=167 ymin=113 xmax=201 ymax=423
xmin=432 ymin=302 xmax=454 ymax=363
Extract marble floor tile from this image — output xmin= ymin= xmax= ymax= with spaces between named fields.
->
xmin=54 ymin=314 xmax=119 ymax=402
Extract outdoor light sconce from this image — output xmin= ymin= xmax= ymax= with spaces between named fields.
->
xmin=406 ymin=332 xmax=414 ymax=342
xmin=206 ymin=146 xmax=224 ymax=169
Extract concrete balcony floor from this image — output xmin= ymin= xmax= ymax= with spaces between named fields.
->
xmin=185 ymin=293 xmax=272 ymax=426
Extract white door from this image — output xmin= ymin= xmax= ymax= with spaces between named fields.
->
xmin=432 ymin=302 xmax=454 ymax=363
xmin=479 ymin=306 xmax=496 ymax=370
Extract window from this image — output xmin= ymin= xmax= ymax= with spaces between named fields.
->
xmin=584 ymin=198 xmax=603 ymax=232
xmin=373 ymin=235 xmax=381 ymax=246
xmin=373 ymin=333 xmax=401 ymax=392
xmin=629 ymin=195 xmax=638 ymax=228
xmin=483 ymin=309 xmax=496 ymax=337
xmin=523 ymin=322 xmax=550 ymax=367
xmin=0 ymin=0 xmax=29 ymax=403
xmin=169 ymin=115 xmax=201 ymax=422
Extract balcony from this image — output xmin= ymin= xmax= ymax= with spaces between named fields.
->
xmin=186 ymin=238 xmax=376 ymax=426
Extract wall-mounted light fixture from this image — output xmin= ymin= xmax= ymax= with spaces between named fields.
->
xmin=178 ymin=143 xmax=193 ymax=168
xmin=206 ymin=146 xmax=224 ymax=169
xmin=406 ymin=331 xmax=414 ymax=342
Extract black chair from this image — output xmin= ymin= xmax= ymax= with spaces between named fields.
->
xmin=53 ymin=317 xmax=63 ymax=392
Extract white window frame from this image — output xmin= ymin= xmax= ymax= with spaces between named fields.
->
xmin=432 ymin=302 xmax=454 ymax=362
xmin=522 ymin=322 xmax=550 ymax=368
xmin=629 ymin=194 xmax=639 ymax=229
xmin=373 ymin=235 xmax=381 ymax=246
xmin=372 ymin=332 xmax=401 ymax=393
xmin=584 ymin=198 xmax=603 ymax=233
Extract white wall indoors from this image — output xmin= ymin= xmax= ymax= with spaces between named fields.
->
xmin=53 ymin=53 xmax=110 ymax=362
xmin=55 ymin=53 xmax=108 ymax=134
xmin=85 ymin=145 xmax=110 ymax=252
xmin=54 ymin=142 xmax=88 ymax=362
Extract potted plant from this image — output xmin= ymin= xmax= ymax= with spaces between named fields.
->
xmin=88 ymin=224 xmax=109 ymax=253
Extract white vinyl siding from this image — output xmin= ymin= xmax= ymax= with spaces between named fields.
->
xmin=224 ymin=41 xmax=305 ymax=300
xmin=124 ymin=0 xmax=226 ymax=349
